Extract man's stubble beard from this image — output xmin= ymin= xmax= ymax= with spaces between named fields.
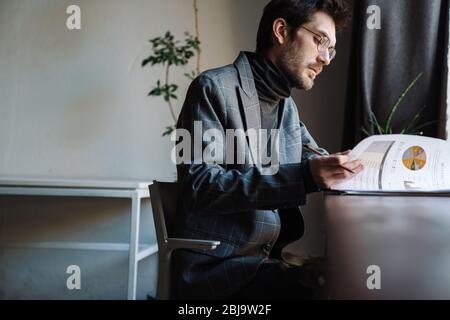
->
xmin=276 ymin=41 xmax=314 ymax=91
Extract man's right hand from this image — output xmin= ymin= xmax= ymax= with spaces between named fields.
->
xmin=308 ymin=150 xmax=364 ymax=190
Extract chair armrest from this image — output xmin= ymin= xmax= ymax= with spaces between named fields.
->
xmin=165 ymin=238 xmax=220 ymax=251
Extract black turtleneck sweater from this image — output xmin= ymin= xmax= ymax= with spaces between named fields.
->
xmin=246 ymin=52 xmax=291 ymax=133
xmin=246 ymin=52 xmax=319 ymax=194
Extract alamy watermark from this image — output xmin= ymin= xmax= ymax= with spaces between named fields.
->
xmin=66 ymin=265 xmax=81 ymax=290
xmin=367 ymin=5 xmax=381 ymax=30
xmin=366 ymin=264 xmax=381 ymax=290
xmin=171 ymin=121 xmax=281 ymax=175
xmin=66 ymin=5 xmax=81 ymax=30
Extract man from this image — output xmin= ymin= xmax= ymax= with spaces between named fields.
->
xmin=172 ymin=0 xmax=363 ymax=299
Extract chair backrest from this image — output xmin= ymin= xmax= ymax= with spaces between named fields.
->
xmin=149 ymin=181 xmax=178 ymax=244
xmin=149 ymin=180 xmax=220 ymax=299
xmin=148 ymin=181 xmax=178 ymax=300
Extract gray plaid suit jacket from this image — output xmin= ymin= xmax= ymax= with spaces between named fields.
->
xmin=172 ymin=52 xmax=327 ymax=299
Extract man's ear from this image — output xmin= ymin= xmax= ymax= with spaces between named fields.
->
xmin=272 ymin=18 xmax=289 ymax=45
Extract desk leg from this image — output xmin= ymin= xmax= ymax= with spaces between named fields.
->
xmin=127 ymin=193 xmax=140 ymax=300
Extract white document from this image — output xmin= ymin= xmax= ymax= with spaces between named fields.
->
xmin=333 ymin=134 xmax=450 ymax=192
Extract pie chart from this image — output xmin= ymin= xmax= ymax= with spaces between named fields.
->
xmin=402 ymin=146 xmax=426 ymax=171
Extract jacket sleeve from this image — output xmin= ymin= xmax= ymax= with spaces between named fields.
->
xmin=176 ymin=74 xmax=318 ymax=215
xmin=300 ymin=121 xmax=329 ymax=160
xmin=299 ymin=121 xmax=330 ymax=193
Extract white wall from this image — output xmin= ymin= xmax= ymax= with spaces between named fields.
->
xmin=0 ymin=0 xmax=267 ymax=182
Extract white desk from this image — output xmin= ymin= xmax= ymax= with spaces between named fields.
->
xmin=0 ymin=178 xmax=156 ymax=300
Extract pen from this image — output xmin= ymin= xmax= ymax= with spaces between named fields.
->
xmin=303 ymin=144 xmax=356 ymax=174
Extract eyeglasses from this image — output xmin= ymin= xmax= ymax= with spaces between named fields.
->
xmin=300 ymin=26 xmax=336 ymax=61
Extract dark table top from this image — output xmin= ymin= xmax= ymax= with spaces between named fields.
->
xmin=324 ymin=193 xmax=450 ymax=299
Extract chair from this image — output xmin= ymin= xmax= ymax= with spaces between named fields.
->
xmin=149 ymin=181 xmax=220 ymax=300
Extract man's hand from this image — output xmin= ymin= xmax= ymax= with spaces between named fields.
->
xmin=309 ymin=150 xmax=364 ymax=190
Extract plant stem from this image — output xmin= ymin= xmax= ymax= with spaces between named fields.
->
xmin=194 ymin=0 xmax=201 ymax=75
xmin=369 ymin=111 xmax=384 ymax=134
xmin=402 ymin=105 xmax=427 ymax=134
xmin=165 ymin=63 xmax=177 ymax=123
xmin=408 ymin=120 xmax=441 ymax=134
xmin=384 ymin=72 xmax=423 ymax=133
xmin=362 ymin=126 xmax=371 ymax=137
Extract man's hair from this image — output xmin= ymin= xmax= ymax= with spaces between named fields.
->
xmin=256 ymin=0 xmax=350 ymax=52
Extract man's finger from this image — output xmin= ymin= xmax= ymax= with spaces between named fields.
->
xmin=326 ymin=155 xmax=349 ymax=166
xmin=333 ymin=149 xmax=352 ymax=156
xmin=332 ymin=163 xmax=364 ymax=178
xmin=342 ymin=159 xmax=364 ymax=171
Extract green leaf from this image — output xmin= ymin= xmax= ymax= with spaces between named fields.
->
xmin=162 ymin=125 xmax=176 ymax=137
xmin=408 ymin=120 xmax=441 ymax=134
xmin=148 ymin=88 xmax=161 ymax=96
xmin=402 ymin=105 xmax=428 ymax=134
xmin=368 ymin=111 xmax=384 ymax=134
xmin=361 ymin=126 xmax=371 ymax=137
xmin=141 ymin=56 xmax=152 ymax=67
xmin=184 ymin=70 xmax=197 ymax=81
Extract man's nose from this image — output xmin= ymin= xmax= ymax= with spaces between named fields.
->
xmin=317 ymin=51 xmax=331 ymax=66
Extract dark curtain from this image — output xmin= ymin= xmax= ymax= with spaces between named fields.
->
xmin=342 ymin=0 xmax=449 ymax=150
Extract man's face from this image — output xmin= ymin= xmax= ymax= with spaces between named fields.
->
xmin=276 ymin=11 xmax=337 ymax=90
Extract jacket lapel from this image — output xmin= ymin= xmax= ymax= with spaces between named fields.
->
xmin=234 ymin=52 xmax=261 ymax=165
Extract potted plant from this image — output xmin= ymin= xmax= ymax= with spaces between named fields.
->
xmin=362 ymin=72 xmax=438 ymax=136
xmin=142 ymin=0 xmax=201 ymax=137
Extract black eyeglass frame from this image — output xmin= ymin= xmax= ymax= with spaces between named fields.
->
xmin=300 ymin=26 xmax=336 ymax=61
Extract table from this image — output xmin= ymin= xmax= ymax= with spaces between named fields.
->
xmin=324 ymin=193 xmax=450 ymax=299
xmin=0 ymin=178 xmax=156 ymax=300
